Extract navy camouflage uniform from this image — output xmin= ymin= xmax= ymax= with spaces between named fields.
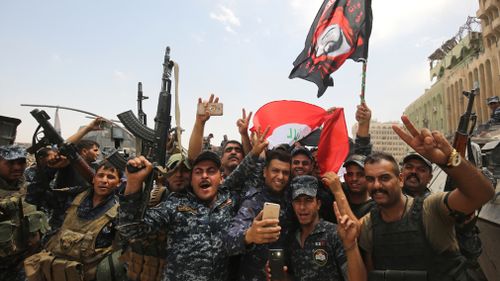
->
xmin=225 ymin=185 xmax=295 ymax=281
xmin=0 ymin=145 xmax=49 ymax=281
xmin=117 ymin=153 xmax=259 ymax=281
xmin=286 ymin=219 xmax=347 ymax=281
xmin=26 ymin=168 xmax=89 ymax=232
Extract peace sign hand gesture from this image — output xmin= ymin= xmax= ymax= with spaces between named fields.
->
xmin=237 ymin=108 xmax=253 ymax=135
xmin=250 ymin=126 xmax=270 ymax=157
xmin=333 ymin=201 xmax=360 ymax=249
xmin=392 ymin=116 xmax=453 ymax=166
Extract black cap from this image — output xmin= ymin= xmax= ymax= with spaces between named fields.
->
xmin=192 ymin=150 xmax=221 ymax=168
xmin=343 ymin=154 xmax=366 ymax=169
xmin=291 ymin=175 xmax=319 ymax=199
xmin=291 ymin=146 xmax=313 ymax=160
xmin=487 ymin=96 xmax=499 ymax=104
xmin=403 ymin=153 xmax=432 ymax=170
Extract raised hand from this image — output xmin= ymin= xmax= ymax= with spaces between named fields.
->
xmin=46 ymin=151 xmax=70 ymax=169
xmin=237 ymin=108 xmax=253 ymax=135
xmin=196 ymin=94 xmax=219 ymax=123
xmin=88 ymin=117 xmax=109 ymax=131
xmin=392 ymin=116 xmax=452 ymax=165
xmin=124 ymin=156 xmax=154 ymax=195
xmin=333 ymin=202 xmax=360 ymax=249
xmin=321 ymin=172 xmax=342 ymax=193
xmin=355 ymin=103 xmax=371 ymax=125
xmin=326 ymin=106 xmax=337 ymax=114
xmin=250 ymin=126 xmax=270 ymax=157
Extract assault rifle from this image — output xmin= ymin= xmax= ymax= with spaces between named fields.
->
xmin=27 ymin=109 xmax=95 ymax=184
xmin=117 ymin=47 xmax=173 ymax=215
xmin=17 ymin=198 xmax=30 ymax=250
xmin=444 ymin=86 xmax=478 ymax=192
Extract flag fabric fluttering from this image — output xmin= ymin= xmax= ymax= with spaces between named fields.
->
xmin=289 ymin=0 xmax=373 ymax=97
xmin=251 ymin=100 xmax=349 ymax=173
xmin=316 ymin=108 xmax=349 ymax=173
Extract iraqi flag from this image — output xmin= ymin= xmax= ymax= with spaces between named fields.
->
xmin=289 ymin=0 xmax=373 ymax=97
xmin=251 ymin=100 xmax=349 ymax=173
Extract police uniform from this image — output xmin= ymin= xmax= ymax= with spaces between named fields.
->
xmin=24 ymin=189 xmax=121 ymax=281
xmin=0 ymin=145 xmax=49 ymax=281
xmin=286 ymin=175 xmax=347 ymax=281
xmin=121 ymin=153 xmax=189 ymax=281
xmin=225 ymin=185 xmax=295 ymax=281
xmin=287 ymin=220 xmax=347 ymax=281
xmin=117 ymin=152 xmax=259 ymax=281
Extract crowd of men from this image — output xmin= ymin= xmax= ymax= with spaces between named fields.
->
xmin=0 ymin=94 xmax=498 ymax=281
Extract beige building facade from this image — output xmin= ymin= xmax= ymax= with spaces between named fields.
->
xmin=405 ymin=0 xmax=500 ymax=137
xmin=352 ymin=121 xmax=411 ymax=163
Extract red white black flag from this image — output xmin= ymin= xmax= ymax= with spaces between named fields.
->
xmin=251 ymin=100 xmax=349 ymax=173
xmin=289 ymin=0 xmax=373 ymax=97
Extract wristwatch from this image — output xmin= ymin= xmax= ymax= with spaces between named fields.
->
xmin=446 ymin=149 xmax=461 ymax=167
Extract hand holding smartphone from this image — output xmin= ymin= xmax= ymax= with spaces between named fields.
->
xmin=262 ymin=202 xmax=280 ymax=220
xmin=269 ymin=248 xmax=285 ymax=280
xmin=197 ymin=102 xmax=223 ymax=116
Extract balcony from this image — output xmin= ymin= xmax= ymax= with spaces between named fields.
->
xmin=493 ymin=16 xmax=500 ymax=32
xmin=483 ymin=23 xmax=493 ymax=39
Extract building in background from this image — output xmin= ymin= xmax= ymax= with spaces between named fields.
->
xmin=352 ymin=120 xmax=410 ymax=163
xmin=405 ymin=11 xmax=499 ymax=137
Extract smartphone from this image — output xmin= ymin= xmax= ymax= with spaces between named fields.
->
xmin=197 ymin=102 xmax=223 ymax=116
xmin=262 ymin=202 xmax=280 ymax=220
xmin=269 ymin=248 xmax=285 ymax=280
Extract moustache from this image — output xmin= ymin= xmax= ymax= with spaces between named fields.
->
xmin=370 ymin=189 xmax=389 ymax=197
xmin=406 ymin=173 xmax=420 ymax=183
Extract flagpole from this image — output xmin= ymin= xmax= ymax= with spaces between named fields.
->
xmin=360 ymin=59 xmax=367 ymax=104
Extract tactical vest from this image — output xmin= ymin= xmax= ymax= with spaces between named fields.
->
xmin=371 ymin=197 xmax=469 ymax=281
xmin=25 ymin=190 xmax=119 ymax=281
xmin=0 ymin=182 xmax=49 ymax=260
xmin=119 ymin=184 xmax=167 ymax=281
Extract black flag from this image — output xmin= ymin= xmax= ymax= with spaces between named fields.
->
xmin=289 ymin=0 xmax=373 ymax=97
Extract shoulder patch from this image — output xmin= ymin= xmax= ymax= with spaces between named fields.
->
xmin=313 ymin=248 xmax=328 ymax=266
xmin=219 ymin=198 xmax=233 ymax=209
xmin=176 ymin=205 xmax=197 ymax=214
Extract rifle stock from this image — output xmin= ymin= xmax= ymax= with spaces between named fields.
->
xmin=28 ymin=109 xmax=95 ymax=184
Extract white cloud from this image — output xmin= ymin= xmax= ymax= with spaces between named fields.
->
xmin=210 ymin=5 xmax=240 ymax=33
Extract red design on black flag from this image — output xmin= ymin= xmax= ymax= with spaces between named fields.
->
xmin=289 ymin=0 xmax=373 ymax=97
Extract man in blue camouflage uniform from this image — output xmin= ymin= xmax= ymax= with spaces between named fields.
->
xmin=283 ymin=175 xmax=365 ymax=281
xmin=24 ymin=161 xmax=125 ymax=281
xmin=225 ymin=149 xmax=293 ymax=281
xmin=0 ymin=145 xmax=49 ymax=281
xmin=486 ymin=96 xmax=500 ymax=126
xmin=118 ymin=134 xmax=269 ymax=281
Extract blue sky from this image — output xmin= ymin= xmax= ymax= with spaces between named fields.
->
xmin=1 ymin=0 xmax=479 ymax=146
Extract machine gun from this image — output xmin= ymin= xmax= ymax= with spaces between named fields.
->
xmin=444 ymin=86 xmax=478 ymax=192
xmin=117 ymin=47 xmax=173 ymax=214
xmin=27 ymin=109 xmax=95 ymax=184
